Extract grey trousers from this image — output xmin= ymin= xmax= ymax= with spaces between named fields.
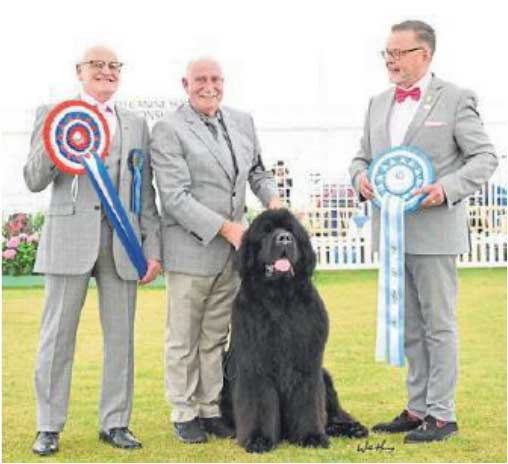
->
xmin=404 ymin=254 xmax=458 ymax=422
xmin=34 ymin=219 xmax=137 ymax=432
xmin=164 ymin=251 xmax=240 ymax=423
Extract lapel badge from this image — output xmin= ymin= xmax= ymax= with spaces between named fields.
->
xmin=423 ymin=93 xmax=433 ymax=110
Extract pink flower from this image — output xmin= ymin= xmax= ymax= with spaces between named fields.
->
xmin=7 ymin=237 xmax=20 ymax=249
xmin=3 ymin=249 xmax=17 ymax=260
xmin=6 ymin=213 xmax=27 ymax=235
xmin=27 ymin=233 xmax=39 ymax=243
xmin=7 ymin=222 xmax=22 ymax=235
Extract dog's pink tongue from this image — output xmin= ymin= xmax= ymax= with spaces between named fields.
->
xmin=274 ymin=258 xmax=291 ymax=272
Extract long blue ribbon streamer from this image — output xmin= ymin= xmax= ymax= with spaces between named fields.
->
xmin=376 ymin=194 xmax=405 ymax=367
xmin=80 ymin=151 xmax=147 ymax=278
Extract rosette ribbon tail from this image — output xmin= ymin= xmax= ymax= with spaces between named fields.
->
xmin=375 ymin=195 xmax=405 ymax=367
xmin=129 ymin=149 xmax=143 ymax=215
xmin=80 ymin=151 xmax=147 ymax=278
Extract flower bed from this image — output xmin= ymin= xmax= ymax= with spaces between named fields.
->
xmin=2 ymin=213 xmax=45 ymax=276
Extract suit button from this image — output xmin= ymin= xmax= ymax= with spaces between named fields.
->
xmin=94 ymin=205 xmax=100 ymax=211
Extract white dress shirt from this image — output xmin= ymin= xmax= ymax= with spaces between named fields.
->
xmin=81 ymin=91 xmax=117 ymax=138
xmin=389 ymin=70 xmax=432 ymax=147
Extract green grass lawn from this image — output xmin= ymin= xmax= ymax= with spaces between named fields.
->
xmin=2 ymin=268 xmax=506 ymax=462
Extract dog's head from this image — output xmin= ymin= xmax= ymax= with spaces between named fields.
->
xmin=238 ymin=209 xmax=316 ymax=282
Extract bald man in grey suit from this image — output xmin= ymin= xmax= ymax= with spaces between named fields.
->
xmin=151 ymin=58 xmax=281 ymax=444
xmin=24 ymin=46 xmax=161 ymax=455
xmin=350 ymin=20 xmax=498 ymax=443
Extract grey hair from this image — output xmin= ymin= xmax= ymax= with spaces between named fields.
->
xmin=185 ymin=56 xmax=223 ymax=78
xmin=391 ymin=20 xmax=436 ymax=56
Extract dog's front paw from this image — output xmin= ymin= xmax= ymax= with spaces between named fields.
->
xmin=301 ymin=433 xmax=330 ymax=448
xmin=244 ymin=434 xmax=275 ymax=453
xmin=326 ymin=420 xmax=369 ymax=438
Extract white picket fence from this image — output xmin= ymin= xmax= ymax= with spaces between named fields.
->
xmin=295 ymin=175 xmax=507 ymax=270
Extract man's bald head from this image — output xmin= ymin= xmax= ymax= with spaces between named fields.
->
xmin=79 ymin=45 xmax=119 ymax=64
xmin=76 ymin=45 xmax=122 ymax=103
xmin=185 ymin=57 xmax=223 ymax=80
xmin=183 ymin=57 xmax=224 ymax=116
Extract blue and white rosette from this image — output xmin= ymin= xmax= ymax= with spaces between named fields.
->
xmin=369 ymin=146 xmax=435 ymax=367
xmin=43 ymin=100 xmax=147 ymax=278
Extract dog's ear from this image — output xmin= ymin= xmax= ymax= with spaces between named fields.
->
xmin=237 ymin=227 xmax=256 ymax=279
xmin=293 ymin=218 xmax=316 ymax=277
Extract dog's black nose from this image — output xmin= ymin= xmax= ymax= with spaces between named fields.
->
xmin=275 ymin=231 xmax=293 ymax=246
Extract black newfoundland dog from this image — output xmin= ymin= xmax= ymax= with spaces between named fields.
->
xmin=220 ymin=208 xmax=368 ymax=453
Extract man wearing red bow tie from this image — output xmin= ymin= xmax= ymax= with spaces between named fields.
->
xmin=349 ymin=20 xmax=498 ymax=443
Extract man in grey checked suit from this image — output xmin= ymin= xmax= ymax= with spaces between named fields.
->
xmin=24 ymin=46 xmax=161 ymax=455
xmin=151 ymin=57 xmax=281 ymax=444
xmin=349 ymin=21 xmax=498 ymax=443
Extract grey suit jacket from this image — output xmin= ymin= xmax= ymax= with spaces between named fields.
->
xmin=150 ymin=102 xmax=277 ymax=276
xmin=24 ymin=103 xmax=161 ymax=280
xmin=349 ymin=75 xmax=498 ymax=254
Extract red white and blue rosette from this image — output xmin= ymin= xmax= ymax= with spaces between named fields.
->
xmin=43 ymin=100 xmax=110 ymax=175
xmin=42 ymin=100 xmax=147 ymax=278
xmin=368 ymin=146 xmax=435 ymax=367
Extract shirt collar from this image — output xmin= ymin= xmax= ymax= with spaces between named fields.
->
xmin=81 ymin=91 xmax=116 ymax=113
xmin=188 ymin=101 xmax=221 ymax=124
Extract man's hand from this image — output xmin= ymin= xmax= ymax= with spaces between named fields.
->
xmin=413 ymin=182 xmax=446 ymax=208
xmin=139 ymin=259 xmax=162 ymax=285
xmin=268 ymin=197 xmax=283 ymax=209
xmin=359 ymin=172 xmax=374 ymax=200
xmin=219 ymin=220 xmax=245 ymax=250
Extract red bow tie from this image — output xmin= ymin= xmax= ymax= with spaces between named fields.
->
xmin=395 ymin=86 xmax=421 ymax=103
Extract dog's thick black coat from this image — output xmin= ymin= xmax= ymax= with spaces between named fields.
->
xmin=220 ymin=209 xmax=368 ymax=453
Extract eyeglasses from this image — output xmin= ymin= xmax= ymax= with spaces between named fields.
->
xmin=78 ymin=60 xmax=124 ymax=71
xmin=380 ymin=47 xmax=423 ymax=60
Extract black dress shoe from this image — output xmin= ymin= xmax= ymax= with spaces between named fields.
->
xmin=404 ymin=415 xmax=458 ymax=443
xmin=372 ymin=410 xmax=423 ymax=433
xmin=32 ymin=431 xmax=59 ymax=456
xmin=200 ymin=416 xmax=235 ymax=438
xmin=99 ymin=427 xmax=142 ymax=449
xmin=174 ymin=418 xmax=208 ymax=443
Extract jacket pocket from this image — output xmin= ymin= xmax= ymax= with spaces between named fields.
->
xmin=161 ymin=216 xmax=177 ymax=227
